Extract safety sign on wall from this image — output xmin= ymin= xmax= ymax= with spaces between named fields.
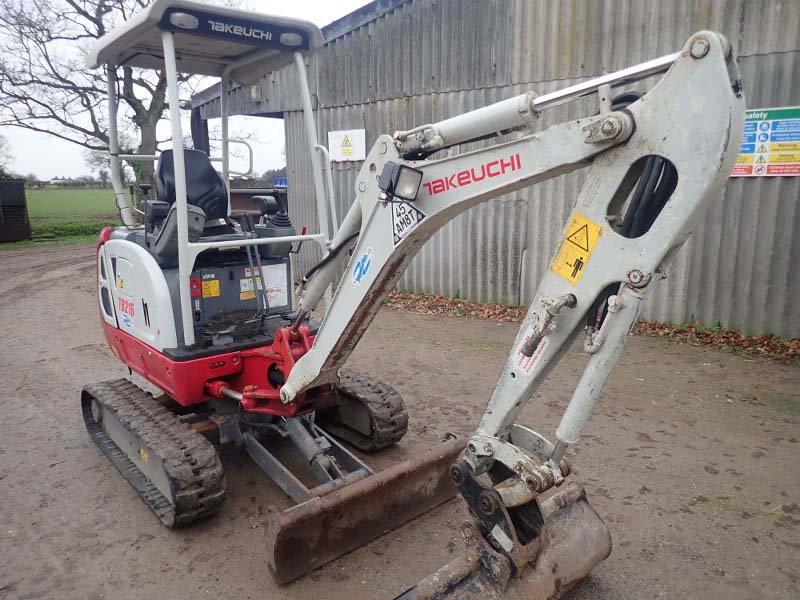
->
xmin=732 ymin=107 xmax=800 ymax=177
xmin=328 ymin=129 xmax=366 ymax=162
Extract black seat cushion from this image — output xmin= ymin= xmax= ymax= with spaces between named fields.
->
xmin=155 ymin=149 xmax=228 ymax=220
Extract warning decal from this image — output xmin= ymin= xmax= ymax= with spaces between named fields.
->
xmin=239 ymin=275 xmax=261 ymax=301
xmin=551 ymin=213 xmax=602 ymax=284
xmin=566 ymin=223 xmax=591 ymax=251
xmin=392 ymin=202 xmax=426 ymax=246
xmin=340 ymin=135 xmax=352 ymax=158
xmin=732 ymin=106 xmax=800 ymax=177
xmin=516 ymin=325 xmax=549 ymax=375
xmin=237 ymin=265 xmax=289 ymax=306
xmin=202 ymin=279 xmax=220 ymax=298
xmin=327 ymin=129 xmax=366 ymax=162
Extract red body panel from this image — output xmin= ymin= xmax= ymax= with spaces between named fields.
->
xmin=100 ymin=319 xmax=320 ymax=416
xmin=97 ymin=235 xmax=321 ymax=417
xmin=97 ymin=226 xmax=113 ymax=250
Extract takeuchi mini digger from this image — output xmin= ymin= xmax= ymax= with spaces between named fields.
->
xmin=83 ymin=1 xmax=744 ymax=596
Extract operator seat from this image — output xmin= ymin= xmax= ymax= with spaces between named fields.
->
xmin=146 ymin=149 xmax=229 ymax=265
xmin=155 ymin=149 xmax=228 ymax=220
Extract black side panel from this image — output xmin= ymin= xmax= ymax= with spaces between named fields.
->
xmin=162 ymin=315 xmax=321 ymax=361
xmin=190 ymin=108 xmax=210 ymax=154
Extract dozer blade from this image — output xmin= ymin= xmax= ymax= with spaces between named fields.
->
xmin=397 ymin=482 xmax=611 ymax=600
xmin=266 ymin=437 xmax=464 ymax=584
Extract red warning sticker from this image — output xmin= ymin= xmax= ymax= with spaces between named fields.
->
xmin=516 ymin=325 xmax=549 ymax=374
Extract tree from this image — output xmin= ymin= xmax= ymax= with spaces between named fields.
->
xmin=0 ymin=134 xmax=12 ymax=175
xmin=0 ymin=0 xmax=192 ymax=185
xmin=262 ymin=166 xmax=287 ymax=188
xmin=98 ymin=169 xmax=109 ymax=185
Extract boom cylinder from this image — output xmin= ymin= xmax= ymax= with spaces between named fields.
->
xmin=393 ymin=93 xmax=537 ymax=155
xmin=393 ymin=49 xmax=684 ymax=158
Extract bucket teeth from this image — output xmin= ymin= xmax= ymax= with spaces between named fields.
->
xmin=266 ymin=438 xmax=464 ymax=584
xmin=396 ymin=482 xmax=611 ymax=600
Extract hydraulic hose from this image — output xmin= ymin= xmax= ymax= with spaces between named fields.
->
xmin=301 ymin=231 xmax=360 ymax=284
xmin=586 ymin=91 xmax=678 ymax=330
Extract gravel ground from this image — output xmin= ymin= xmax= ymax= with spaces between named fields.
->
xmin=0 ymin=244 xmax=798 ymax=600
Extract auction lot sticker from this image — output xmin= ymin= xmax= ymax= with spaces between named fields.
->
xmin=732 ymin=107 xmax=800 ymax=177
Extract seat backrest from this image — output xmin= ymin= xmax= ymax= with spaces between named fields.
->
xmin=155 ymin=149 xmax=228 ymax=220
xmin=152 ymin=203 xmax=207 ymax=261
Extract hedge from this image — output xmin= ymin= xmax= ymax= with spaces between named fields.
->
xmin=31 ymin=221 xmax=119 ymax=238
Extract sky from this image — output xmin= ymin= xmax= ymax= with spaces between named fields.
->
xmin=2 ymin=0 xmax=371 ymax=180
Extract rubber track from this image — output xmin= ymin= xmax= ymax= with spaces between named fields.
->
xmin=82 ymin=379 xmax=226 ymax=527
xmin=322 ymin=369 xmax=409 ymax=452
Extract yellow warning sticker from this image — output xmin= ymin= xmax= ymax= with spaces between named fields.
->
xmin=771 ymin=142 xmax=800 ymax=152
xmin=240 ymin=291 xmax=256 ymax=301
xmin=768 ymin=151 xmax=800 ymax=164
xmin=341 ymin=135 xmax=352 ymax=157
xmin=202 ymin=279 xmax=220 ymax=298
xmin=139 ymin=448 xmax=149 ymax=463
xmin=551 ymin=212 xmax=602 ymax=284
xmin=736 ymin=154 xmax=754 ymax=165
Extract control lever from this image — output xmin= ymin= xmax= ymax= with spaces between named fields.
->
xmin=290 ymin=225 xmax=308 ymax=254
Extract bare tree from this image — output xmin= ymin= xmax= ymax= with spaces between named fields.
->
xmin=0 ymin=0 xmax=192 ymax=184
xmin=0 ymin=134 xmax=12 ymax=175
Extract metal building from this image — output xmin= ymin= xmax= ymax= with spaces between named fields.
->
xmin=192 ymin=0 xmax=800 ymax=338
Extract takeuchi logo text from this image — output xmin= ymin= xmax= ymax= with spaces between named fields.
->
xmin=422 ymin=153 xmax=522 ymax=196
xmin=208 ymin=20 xmax=273 ymax=41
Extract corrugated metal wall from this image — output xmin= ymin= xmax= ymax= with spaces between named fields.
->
xmin=198 ymin=0 xmax=800 ymax=337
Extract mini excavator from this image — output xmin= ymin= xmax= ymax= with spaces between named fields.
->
xmin=82 ymin=1 xmax=743 ymax=596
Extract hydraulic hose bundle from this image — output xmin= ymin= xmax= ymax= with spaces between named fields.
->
xmin=586 ymin=92 xmax=679 ymax=330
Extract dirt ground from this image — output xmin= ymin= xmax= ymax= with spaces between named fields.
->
xmin=1 ymin=244 xmax=798 ymax=600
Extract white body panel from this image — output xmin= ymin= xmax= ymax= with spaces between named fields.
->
xmin=101 ymin=239 xmax=178 ymax=351
xmin=97 ymin=244 xmax=118 ymax=328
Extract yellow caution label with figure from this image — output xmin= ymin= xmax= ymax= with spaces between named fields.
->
xmin=551 ymin=213 xmax=602 ymax=284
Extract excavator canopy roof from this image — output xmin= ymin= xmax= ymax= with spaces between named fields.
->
xmin=86 ymin=0 xmax=323 ymax=84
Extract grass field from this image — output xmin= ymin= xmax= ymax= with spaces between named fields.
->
xmin=0 ymin=188 xmax=123 ymax=250
xmin=0 ymin=234 xmax=98 ymax=249
xmin=26 ymin=188 xmax=121 ymax=224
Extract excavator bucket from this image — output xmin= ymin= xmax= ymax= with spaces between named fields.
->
xmin=397 ymin=482 xmax=611 ymax=600
xmin=266 ymin=437 xmax=464 ymax=583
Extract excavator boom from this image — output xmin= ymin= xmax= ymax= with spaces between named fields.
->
xmin=285 ymin=30 xmax=744 ymax=597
